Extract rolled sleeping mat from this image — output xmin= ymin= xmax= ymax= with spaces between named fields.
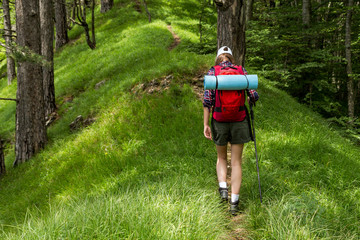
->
xmin=204 ymin=74 xmax=258 ymax=90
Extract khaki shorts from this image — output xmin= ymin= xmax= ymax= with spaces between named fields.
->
xmin=211 ymin=118 xmax=252 ymax=146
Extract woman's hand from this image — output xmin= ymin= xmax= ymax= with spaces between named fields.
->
xmin=203 ymin=107 xmax=212 ymax=140
xmin=204 ymin=125 xmax=212 ymax=140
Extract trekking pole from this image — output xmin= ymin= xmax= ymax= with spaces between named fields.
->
xmin=250 ymin=103 xmax=263 ymax=203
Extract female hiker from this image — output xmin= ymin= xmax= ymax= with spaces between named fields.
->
xmin=203 ymin=46 xmax=259 ymax=215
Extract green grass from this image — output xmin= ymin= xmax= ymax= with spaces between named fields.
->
xmin=1 ymin=87 xmax=229 ymax=239
xmin=0 ymin=0 xmax=359 ymax=239
xmin=244 ymin=79 xmax=360 ymax=239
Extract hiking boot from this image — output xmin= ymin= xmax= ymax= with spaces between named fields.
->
xmin=230 ymin=201 xmax=239 ymax=216
xmin=218 ymin=187 xmax=228 ymax=202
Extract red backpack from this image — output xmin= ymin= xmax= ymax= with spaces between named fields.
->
xmin=213 ymin=65 xmax=246 ymax=122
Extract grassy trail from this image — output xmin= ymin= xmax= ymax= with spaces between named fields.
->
xmin=226 ymin=147 xmax=249 ymax=240
xmin=0 ymin=0 xmax=359 ymax=239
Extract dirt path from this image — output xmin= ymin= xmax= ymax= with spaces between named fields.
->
xmin=166 ymin=25 xmax=181 ymax=51
xmin=225 ymin=146 xmax=249 ymax=240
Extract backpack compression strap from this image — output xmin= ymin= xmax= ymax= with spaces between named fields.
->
xmin=213 ymin=64 xmax=245 ymax=113
xmin=213 ymin=65 xmax=239 ymax=89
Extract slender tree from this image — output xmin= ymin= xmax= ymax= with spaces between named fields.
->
xmin=40 ymin=0 xmax=56 ymax=117
xmin=246 ymin=0 xmax=254 ymax=25
xmin=302 ymin=0 xmax=311 ymax=26
xmin=214 ymin=0 xmax=246 ymax=66
xmin=14 ymin=0 xmax=47 ymax=166
xmin=0 ymin=138 xmax=5 ymax=175
xmin=345 ymin=0 xmax=354 ymax=119
xmin=101 ymin=0 xmax=113 ymax=13
xmin=302 ymin=0 xmax=312 ymax=104
xmin=55 ymin=0 xmax=69 ymax=50
xmin=2 ymin=0 xmax=16 ymax=85
xmin=71 ymin=0 xmax=96 ymax=49
xmin=143 ymin=0 xmax=151 ymax=23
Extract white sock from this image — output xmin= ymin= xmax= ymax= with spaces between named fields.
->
xmin=231 ymin=194 xmax=239 ymax=203
xmin=219 ymin=182 xmax=227 ymax=189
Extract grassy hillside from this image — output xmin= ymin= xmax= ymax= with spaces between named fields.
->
xmin=0 ymin=0 xmax=359 ymax=239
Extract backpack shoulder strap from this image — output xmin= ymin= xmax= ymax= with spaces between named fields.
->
xmin=213 ymin=65 xmax=222 ymax=76
xmin=233 ymin=65 xmax=245 ymax=75
xmin=217 ymin=64 xmax=245 ymax=75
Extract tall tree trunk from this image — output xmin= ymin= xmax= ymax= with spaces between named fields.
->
xmin=246 ymin=0 xmax=254 ymax=25
xmin=55 ymin=0 xmax=69 ymax=50
xmin=215 ymin=0 xmax=246 ymax=66
xmin=40 ymin=0 xmax=56 ymax=117
xmin=2 ymin=0 xmax=16 ymax=85
xmin=101 ymin=0 xmax=113 ymax=13
xmin=302 ymin=0 xmax=311 ymax=26
xmin=91 ymin=0 xmax=96 ymax=48
xmin=345 ymin=0 xmax=354 ymax=119
xmin=302 ymin=0 xmax=312 ymax=105
xmin=358 ymin=76 xmax=360 ymax=105
xmin=14 ymin=0 xmax=47 ymax=166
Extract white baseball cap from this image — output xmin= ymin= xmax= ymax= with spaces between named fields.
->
xmin=216 ymin=46 xmax=233 ymax=58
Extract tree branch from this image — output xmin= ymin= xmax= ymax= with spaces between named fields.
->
xmin=69 ymin=17 xmax=83 ymax=26
xmin=0 ymin=97 xmax=17 ymax=102
xmin=1 ymin=34 xmax=16 ymax=38
xmin=0 ymin=28 xmax=17 ymax=33
xmin=0 ymin=42 xmax=11 ymax=50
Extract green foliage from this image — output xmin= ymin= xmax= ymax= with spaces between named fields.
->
xmin=0 ymin=0 xmax=359 ymax=239
xmin=0 ymin=0 xmax=16 ymax=76
xmin=247 ymin=0 xmax=358 ymax=119
xmin=328 ymin=116 xmax=360 ymax=144
xmin=10 ymin=43 xmax=51 ymax=67
xmin=0 ymin=79 xmax=16 ymax=141
xmin=0 ymin=52 xmax=7 ymax=76
xmin=247 ymin=0 xmax=360 ymax=141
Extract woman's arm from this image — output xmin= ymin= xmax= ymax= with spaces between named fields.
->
xmin=247 ymin=89 xmax=259 ymax=104
xmin=203 ymin=107 xmax=212 ymax=140
xmin=203 ymin=67 xmax=215 ymax=140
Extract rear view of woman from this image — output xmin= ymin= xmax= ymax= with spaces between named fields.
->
xmin=203 ymin=46 xmax=259 ymax=215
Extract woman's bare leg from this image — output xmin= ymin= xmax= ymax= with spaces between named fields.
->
xmin=231 ymin=144 xmax=244 ymax=195
xmin=216 ymin=145 xmax=227 ymax=183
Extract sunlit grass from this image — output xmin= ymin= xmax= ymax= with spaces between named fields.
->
xmin=242 ymin=78 xmax=360 ymax=239
xmin=1 ymin=189 xmax=227 ymax=240
xmin=0 ymin=86 xmax=230 ymax=239
xmin=0 ymin=0 xmax=359 ymax=239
